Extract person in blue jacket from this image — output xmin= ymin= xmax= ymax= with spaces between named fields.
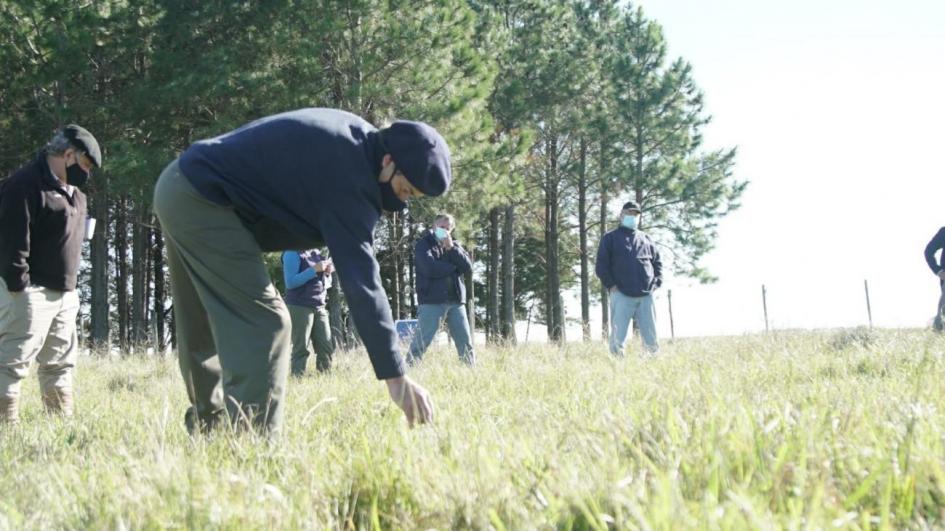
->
xmin=924 ymin=227 xmax=945 ymax=331
xmin=595 ymin=201 xmax=663 ymax=355
xmin=282 ymin=249 xmax=335 ymax=375
xmin=152 ymin=108 xmax=449 ymax=434
xmin=407 ymin=213 xmax=474 ymax=364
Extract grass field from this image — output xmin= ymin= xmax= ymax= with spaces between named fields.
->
xmin=2 ymin=329 xmax=945 ymax=529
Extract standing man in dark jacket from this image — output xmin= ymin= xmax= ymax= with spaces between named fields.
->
xmin=0 ymin=125 xmax=101 ymax=422
xmin=282 ymin=248 xmax=335 ymax=375
xmin=152 ymin=108 xmax=448 ymax=435
xmin=408 ymin=214 xmax=474 ymax=364
xmin=595 ymin=201 xmax=662 ymax=355
xmin=924 ymin=227 xmax=945 ymax=331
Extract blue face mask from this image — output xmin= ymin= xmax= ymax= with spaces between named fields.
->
xmin=434 ymin=227 xmax=449 ymax=240
xmin=621 ymin=215 xmax=639 ymax=230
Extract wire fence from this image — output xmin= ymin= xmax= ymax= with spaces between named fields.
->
xmin=457 ymin=276 xmax=937 ymax=346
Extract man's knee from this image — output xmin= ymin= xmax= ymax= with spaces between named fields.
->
xmin=37 ymin=360 xmax=73 ymax=378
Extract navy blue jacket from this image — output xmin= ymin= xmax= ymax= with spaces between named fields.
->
xmin=595 ymin=226 xmax=663 ymax=297
xmin=925 ymin=227 xmax=945 ymax=275
xmin=414 ymin=231 xmax=472 ymax=305
xmin=178 ymin=108 xmax=403 ymax=379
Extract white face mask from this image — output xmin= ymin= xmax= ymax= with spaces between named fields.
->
xmin=621 ymin=214 xmax=639 ymax=230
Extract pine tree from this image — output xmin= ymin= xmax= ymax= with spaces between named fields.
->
xmin=608 ymin=8 xmax=746 ymax=282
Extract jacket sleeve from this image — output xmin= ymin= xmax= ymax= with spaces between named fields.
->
xmin=0 ymin=178 xmax=32 ymax=292
xmin=925 ymin=228 xmax=945 ymax=274
xmin=415 ymin=237 xmax=458 ymax=279
xmin=320 ymin=209 xmax=405 ymax=380
xmin=652 ymin=240 xmax=663 ymax=288
xmin=594 ymin=233 xmax=615 ymax=289
xmin=282 ymin=251 xmax=316 ymax=289
xmin=446 ymin=242 xmax=473 ymax=275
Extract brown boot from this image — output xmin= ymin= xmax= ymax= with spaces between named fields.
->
xmin=42 ymin=388 xmax=74 ymax=416
xmin=0 ymin=395 xmax=18 ymax=423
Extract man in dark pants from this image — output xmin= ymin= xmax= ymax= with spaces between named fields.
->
xmin=282 ymin=249 xmax=335 ymax=375
xmin=152 ymin=108 xmax=448 ymax=435
xmin=407 ymin=213 xmax=474 ymax=364
xmin=924 ymin=227 xmax=945 ymax=331
xmin=0 ymin=125 xmax=101 ymax=422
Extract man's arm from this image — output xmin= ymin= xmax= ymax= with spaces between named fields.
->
xmin=320 ymin=208 xmax=432 ymax=427
xmin=652 ymin=241 xmax=663 ymax=289
xmin=415 ymin=238 xmax=458 ymax=279
xmin=446 ymin=242 xmax=473 ymax=275
xmin=924 ymin=228 xmax=945 ymax=275
xmin=320 ymin=211 xmax=405 ymax=380
xmin=594 ymin=233 xmax=615 ymax=289
xmin=0 ymin=178 xmax=32 ymax=291
xmin=282 ymin=251 xmax=316 ymax=289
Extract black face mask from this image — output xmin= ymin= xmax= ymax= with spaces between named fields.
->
xmin=65 ymin=161 xmax=90 ymax=188
xmin=379 ymin=179 xmax=407 ymax=212
xmin=379 ymin=162 xmax=408 ymax=212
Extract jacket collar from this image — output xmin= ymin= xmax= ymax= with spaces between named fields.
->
xmin=35 ymin=151 xmax=75 ymax=197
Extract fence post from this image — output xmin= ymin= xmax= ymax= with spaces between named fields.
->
xmin=864 ymin=279 xmax=873 ymax=329
xmin=762 ymin=284 xmax=769 ymax=333
xmin=668 ymin=289 xmax=676 ymax=340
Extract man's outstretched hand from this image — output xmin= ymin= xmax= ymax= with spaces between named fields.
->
xmin=385 ymin=375 xmax=434 ymax=427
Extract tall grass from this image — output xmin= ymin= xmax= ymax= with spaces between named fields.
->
xmin=2 ymin=329 xmax=944 ymax=529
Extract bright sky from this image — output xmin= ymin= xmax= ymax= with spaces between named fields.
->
xmin=552 ymin=0 xmax=945 ymax=341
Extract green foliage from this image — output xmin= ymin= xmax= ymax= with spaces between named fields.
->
xmin=3 ymin=330 xmax=945 ymax=527
xmin=0 ymin=0 xmax=748 ymax=340
xmin=606 ymin=7 xmax=747 ymax=282
xmin=263 ymin=252 xmax=286 ymax=293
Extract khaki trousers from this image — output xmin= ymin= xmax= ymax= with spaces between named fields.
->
xmin=153 ymin=159 xmax=291 ymax=435
xmin=0 ymin=279 xmax=79 ymax=421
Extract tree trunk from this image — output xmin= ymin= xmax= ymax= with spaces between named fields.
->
xmin=408 ymin=219 xmax=416 ymax=317
xmin=465 ymin=245 xmax=475 ymax=345
xmin=395 ymin=214 xmax=407 ymax=321
xmin=327 ymin=272 xmax=347 ymax=349
xmin=578 ymin=137 xmax=590 ymax=340
xmin=153 ymin=222 xmax=166 ymax=355
xmin=599 ymin=140 xmax=610 ymax=340
xmin=89 ymin=185 xmax=109 ymax=352
xmin=487 ymin=207 xmax=501 ymax=342
xmin=169 ymin=307 xmax=176 ymax=350
xmin=500 ymin=203 xmax=516 ymax=343
xmin=545 ymin=135 xmax=563 ymax=342
xmin=114 ymin=194 xmax=129 ymax=353
xmin=131 ymin=199 xmax=150 ymax=351
xmin=388 ymin=214 xmax=401 ymax=320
